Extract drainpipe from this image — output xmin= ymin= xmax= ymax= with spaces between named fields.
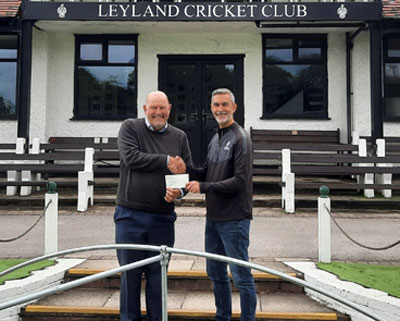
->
xmin=346 ymin=33 xmax=352 ymax=144
xmin=370 ymin=21 xmax=383 ymax=141
xmin=17 ymin=19 xmax=33 ymax=152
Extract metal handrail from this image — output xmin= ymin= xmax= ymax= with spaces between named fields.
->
xmin=0 ymin=244 xmax=388 ymax=321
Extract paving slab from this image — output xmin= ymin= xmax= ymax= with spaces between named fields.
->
xmin=33 ymin=288 xmax=336 ymax=314
xmin=71 ymin=257 xmax=299 ymax=275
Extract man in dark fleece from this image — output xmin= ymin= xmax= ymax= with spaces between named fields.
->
xmin=114 ymin=90 xmax=191 ymax=321
xmin=186 ymin=88 xmax=257 ymax=321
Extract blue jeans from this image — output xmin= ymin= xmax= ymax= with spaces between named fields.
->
xmin=114 ymin=206 xmax=176 ymax=321
xmin=205 ymin=218 xmax=257 ymax=321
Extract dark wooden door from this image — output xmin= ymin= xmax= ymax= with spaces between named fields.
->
xmin=159 ymin=55 xmax=244 ymax=166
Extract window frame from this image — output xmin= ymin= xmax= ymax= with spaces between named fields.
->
xmin=0 ymin=33 xmax=19 ymax=120
xmin=73 ymin=34 xmax=138 ymax=121
xmin=383 ymin=35 xmax=400 ymax=122
xmin=261 ymin=34 xmax=328 ymax=120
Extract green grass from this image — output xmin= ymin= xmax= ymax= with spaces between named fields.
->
xmin=317 ymin=262 xmax=400 ymax=298
xmin=0 ymin=259 xmax=56 ymax=285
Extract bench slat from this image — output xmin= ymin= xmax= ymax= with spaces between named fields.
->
xmin=253 ymin=142 xmax=357 ymax=152
xmin=291 ymin=165 xmax=400 ymax=175
xmin=0 ymin=152 xmax=85 ymax=161
xmin=41 ymin=143 xmax=118 ymax=150
xmin=49 ymin=137 xmax=117 ymax=144
xmin=252 ymin=136 xmax=339 ymax=143
xmin=0 ymin=164 xmax=84 ymax=173
xmin=295 ymin=182 xmax=400 ymax=190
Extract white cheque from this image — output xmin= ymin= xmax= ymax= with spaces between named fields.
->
xmin=165 ymin=174 xmax=189 ymax=189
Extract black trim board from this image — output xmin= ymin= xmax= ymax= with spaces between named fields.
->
xmin=22 ymin=2 xmax=381 ymax=22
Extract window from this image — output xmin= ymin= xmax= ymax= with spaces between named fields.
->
xmin=384 ymin=36 xmax=400 ymax=121
xmin=262 ymin=34 xmax=327 ymax=119
xmin=0 ymin=35 xmax=18 ymax=119
xmin=74 ymin=35 xmax=137 ymax=120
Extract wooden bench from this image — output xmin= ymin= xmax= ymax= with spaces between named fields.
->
xmin=0 ymin=138 xmax=86 ymax=197
xmin=280 ymin=143 xmax=400 ymax=213
xmin=46 ymin=137 xmax=121 ymax=210
xmin=46 ymin=136 xmax=120 ymax=177
xmin=250 ymin=128 xmax=342 ymax=176
xmin=0 ymin=137 xmax=121 ymax=211
xmin=250 ymin=128 xmax=340 ymax=144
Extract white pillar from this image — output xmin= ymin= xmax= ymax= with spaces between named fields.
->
xmin=21 ymin=138 xmax=40 ymax=196
xmin=45 ymin=183 xmax=58 ymax=255
xmin=358 ymin=139 xmax=374 ymax=198
xmin=7 ymin=138 xmax=25 ymax=196
xmin=318 ymin=186 xmax=331 ymax=263
xmin=281 ymin=149 xmax=291 ymax=209
xmin=77 ymin=147 xmax=95 ymax=212
xmin=284 ymin=172 xmax=295 ymax=214
xmin=376 ymin=138 xmax=392 ymax=198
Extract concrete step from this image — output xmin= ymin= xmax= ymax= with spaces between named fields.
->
xmin=21 ymin=289 xmax=347 ymax=321
xmin=65 ymin=269 xmax=303 ymax=294
xmin=63 ymin=258 xmax=303 ymax=294
xmin=20 ymin=259 xmax=350 ymax=321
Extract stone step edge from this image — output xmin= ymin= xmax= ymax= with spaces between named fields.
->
xmin=67 ymin=268 xmax=299 ymax=280
xmin=23 ymin=305 xmax=338 ymax=320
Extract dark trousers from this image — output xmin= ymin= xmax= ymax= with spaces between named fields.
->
xmin=114 ymin=206 xmax=176 ymax=321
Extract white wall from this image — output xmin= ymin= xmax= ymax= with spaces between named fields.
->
xmin=0 ymin=25 xmax=377 ymax=143
xmin=30 ymin=28 xmax=49 ymax=143
xmin=28 ymin=30 xmax=263 ymax=140
xmin=0 ymin=121 xmax=17 ymax=143
xmin=351 ymin=31 xmax=371 ymax=137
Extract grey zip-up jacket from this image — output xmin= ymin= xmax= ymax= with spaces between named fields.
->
xmin=189 ymin=122 xmax=253 ymax=221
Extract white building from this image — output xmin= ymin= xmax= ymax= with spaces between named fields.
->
xmin=1 ymin=0 xmax=397 ymax=165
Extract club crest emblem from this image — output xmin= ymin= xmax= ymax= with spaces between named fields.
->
xmin=337 ymin=4 xmax=348 ymax=20
xmin=57 ymin=4 xmax=67 ymax=19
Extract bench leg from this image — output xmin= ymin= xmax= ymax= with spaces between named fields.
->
xmin=284 ymin=173 xmax=295 ymax=214
xmin=77 ymin=171 xmax=94 ymax=212
xmin=36 ymin=173 xmax=42 ymax=192
xmin=376 ymin=173 xmax=392 ymax=198
xmin=20 ymin=170 xmax=33 ymax=196
xmin=6 ymin=170 xmax=21 ymax=196
xmin=362 ymin=173 xmax=374 ymax=198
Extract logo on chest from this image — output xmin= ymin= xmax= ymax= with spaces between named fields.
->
xmin=224 ymin=141 xmax=231 ymax=151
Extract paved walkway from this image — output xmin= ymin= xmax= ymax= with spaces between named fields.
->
xmin=0 ymin=206 xmax=399 ymax=264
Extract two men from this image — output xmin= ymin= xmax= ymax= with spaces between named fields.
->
xmin=115 ymin=88 xmax=256 ymax=321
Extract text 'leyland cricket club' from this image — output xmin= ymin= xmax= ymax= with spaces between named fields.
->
xmin=98 ymin=3 xmax=308 ymax=19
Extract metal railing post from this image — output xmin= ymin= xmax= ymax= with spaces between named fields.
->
xmin=44 ymin=182 xmax=58 ymax=255
xmin=318 ymin=186 xmax=331 ymax=263
xmin=160 ymin=245 xmax=169 ymax=321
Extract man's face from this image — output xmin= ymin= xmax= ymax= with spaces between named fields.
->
xmin=143 ymin=93 xmax=171 ymax=131
xmin=211 ymin=93 xmax=237 ymax=128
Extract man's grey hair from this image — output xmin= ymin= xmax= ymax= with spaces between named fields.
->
xmin=211 ymin=88 xmax=235 ymax=104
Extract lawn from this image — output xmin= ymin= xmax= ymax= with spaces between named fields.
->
xmin=317 ymin=262 xmax=400 ymax=298
xmin=0 ymin=259 xmax=56 ymax=285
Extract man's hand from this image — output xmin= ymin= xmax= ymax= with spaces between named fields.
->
xmin=168 ymin=156 xmax=186 ymax=174
xmin=186 ymin=181 xmax=200 ymax=193
xmin=164 ymin=187 xmax=181 ymax=203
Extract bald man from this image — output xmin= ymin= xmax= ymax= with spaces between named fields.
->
xmin=114 ymin=91 xmax=192 ymax=321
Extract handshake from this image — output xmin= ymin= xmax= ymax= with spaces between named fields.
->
xmin=168 ymin=155 xmax=186 ymax=174
xmin=167 ymin=155 xmax=200 ymax=194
